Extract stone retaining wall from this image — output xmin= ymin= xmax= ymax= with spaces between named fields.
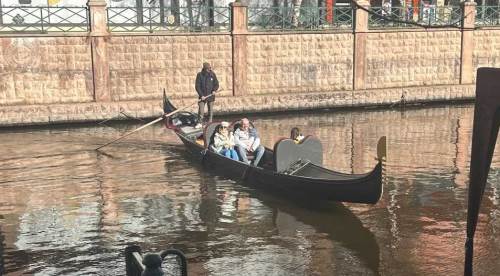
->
xmin=246 ymin=33 xmax=353 ymax=95
xmin=0 ymin=36 xmax=93 ymax=106
xmin=365 ymin=30 xmax=462 ymax=89
xmin=0 ymin=1 xmax=498 ymax=126
xmin=473 ymin=29 xmax=500 ymax=81
xmin=107 ymin=35 xmax=233 ymax=101
xmin=0 ymin=84 xmax=475 ymax=127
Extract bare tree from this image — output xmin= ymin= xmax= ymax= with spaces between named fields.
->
xmin=187 ymin=0 xmax=193 ymax=27
xmin=271 ymin=0 xmax=280 ymax=26
xmin=208 ymin=0 xmax=214 ymax=26
xmin=172 ymin=0 xmax=180 ymax=25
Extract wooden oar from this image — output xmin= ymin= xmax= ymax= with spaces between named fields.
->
xmin=95 ymin=93 xmax=214 ymax=150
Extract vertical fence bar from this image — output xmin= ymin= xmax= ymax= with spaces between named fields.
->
xmin=160 ymin=0 xmax=165 ymax=25
xmin=208 ymin=0 xmax=214 ymax=26
xmin=149 ymin=7 xmax=152 ymax=32
xmin=46 ymin=5 xmax=51 ymax=26
xmin=173 ymin=0 xmax=180 ymax=25
xmin=428 ymin=7 xmax=431 ymax=25
xmin=40 ymin=7 xmax=44 ymax=32
xmin=0 ymin=2 xmax=3 ymax=25
xmin=136 ymin=0 xmax=143 ymax=25
xmin=282 ymin=7 xmax=285 ymax=30
xmin=188 ymin=2 xmax=193 ymax=29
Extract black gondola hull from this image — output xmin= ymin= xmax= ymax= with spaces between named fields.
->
xmin=177 ymin=131 xmax=383 ymax=204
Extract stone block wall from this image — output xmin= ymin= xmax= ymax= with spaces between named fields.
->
xmin=2 ymin=1 xmax=500 ymax=126
xmin=365 ymin=30 xmax=462 ymax=89
xmin=107 ymin=35 xmax=233 ymax=101
xmin=246 ymin=33 xmax=353 ymax=95
xmin=473 ymin=29 xmax=500 ymax=81
xmin=0 ymin=36 xmax=93 ymax=106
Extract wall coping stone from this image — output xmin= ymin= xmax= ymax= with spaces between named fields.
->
xmin=4 ymin=27 xmax=500 ymax=39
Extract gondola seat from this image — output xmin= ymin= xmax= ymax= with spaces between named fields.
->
xmin=203 ymin=122 xmax=220 ymax=149
xmin=273 ymin=136 xmax=323 ymax=173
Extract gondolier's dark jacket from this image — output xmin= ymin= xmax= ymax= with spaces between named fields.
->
xmin=195 ymin=70 xmax=219 ymax=102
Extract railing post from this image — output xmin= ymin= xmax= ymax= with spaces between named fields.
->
xmin=231 ymin=1 xmax=248 ymax=96
xmin=136 ymin=0 xmax=143 ymax=25
xmin=460 ymin=1 xmax=477 ymax=84
xmin=208 ymin=0 xmax=215 ymax=27
xmin=40 ymin=7 xmax=44 ymax=32
xmin=353 ymin=0 xmax=369 ymax=90
xmin=87 ymin=0 xmax=111 ymax=102
xmin=148 ymin=7 xmax=152 ymax=32
xmin=159 ymin=0 xmax=165 ymax=25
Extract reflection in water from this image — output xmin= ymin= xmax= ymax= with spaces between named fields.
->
xmin=1 ymin=223 xmax=4 ymax=275
xmin=1 ymin=103 xmax=500 ymax=275
xmin=266 ymin=195 xmax=380 ymax=275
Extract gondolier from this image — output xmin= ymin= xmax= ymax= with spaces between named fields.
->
xmin=195 ymin=62 xmax=219 ymax=128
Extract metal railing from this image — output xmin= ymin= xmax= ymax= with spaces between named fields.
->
xmin=107 ymin=5 xmax=230 ymax=32
xmin=476 ymin=6 xmax=500 ymax=26
xmin=0 ymin=6 xmax=89 ymax=33
xmin=248 ymin=6 xmax=353 ymax=31
xmin=369 ymin=6 xmax=463 ymax=29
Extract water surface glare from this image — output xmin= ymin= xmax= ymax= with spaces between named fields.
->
xmin=1 ymin=104 xmax=500 ymax=275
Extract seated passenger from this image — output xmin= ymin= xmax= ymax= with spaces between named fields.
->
xmin=210 ymin=121 xmax=239 ymax=161
xmin=234 ymin=118 xmax=265 ymax=166
xmin=290 ymin=127 xmax=304 ymax=144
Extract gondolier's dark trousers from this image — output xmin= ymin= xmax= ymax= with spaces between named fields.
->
xmin=198 ymin=100 xmax=213 ymax=123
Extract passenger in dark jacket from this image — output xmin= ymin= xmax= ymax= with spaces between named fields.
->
xmin=195 ymin=62 xmax=219 ymax=127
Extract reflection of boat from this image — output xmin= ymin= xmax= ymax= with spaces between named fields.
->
xmin=242 ymin=191 xmax=380 ymax=275
xmin=289 ymin=203 xmax=379 ymax=272
xmin=163 ymin=94 xmax=386 ymax=204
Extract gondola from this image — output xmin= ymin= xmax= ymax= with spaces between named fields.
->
xmin=162 ymin=93 xmax=387 ymax=204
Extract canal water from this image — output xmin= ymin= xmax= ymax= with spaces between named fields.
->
xmin=1 ymin=103 xmax=499 ymax=275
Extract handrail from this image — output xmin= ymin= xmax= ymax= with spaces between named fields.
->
xmin=0 ymin=6 xmax=89 ymax=33
xmin=247 ymin=6 xmax=353 ymax=31
xmin=107 ymin=5 xmax=230 ymax=33
xmin=475 ymin=6 xmax=500 ymax=27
